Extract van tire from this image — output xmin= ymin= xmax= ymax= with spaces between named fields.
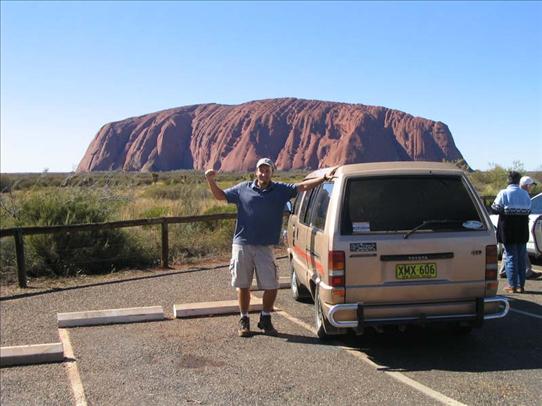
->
xmin=314 ymin=288 xmax=331 ymax=340
xmin=290 ymin=261 xmax=311 ymax=302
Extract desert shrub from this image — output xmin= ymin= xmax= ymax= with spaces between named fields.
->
xmin=23 ymin=229 xmax=154 ymax=277
xmin=0 ymin=188 xmax=154 ymax=277
xmin=0 ymin=174 xmax=14 ymax=193
xmin=0 ymin=237 xmax=17 ymax=283
xmin=469 ymin=165 xmax=509 ymax=197
xmin=164 ymin=205 xmax=237 ymax=262
xmin=141 ymin=206 xmax=170 ymax=218
xmin=196 ymin=204 xmax=237 ymax=231
xmin=142 ymin=184 xmax=185 ymax=200
xmin=468 ymin=162 xmax=541 ymax=199
xmin=15 ymin=189 xmax=116 ymax=226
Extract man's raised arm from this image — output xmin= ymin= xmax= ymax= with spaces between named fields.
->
xmin=295 ymin=166 xmax=338 ymax=193
xmin=205 ymin=169 xmax=227 ymax=201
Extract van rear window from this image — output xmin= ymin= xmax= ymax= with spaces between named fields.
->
xmin=341 ymin=175 xmax=483 ymax=234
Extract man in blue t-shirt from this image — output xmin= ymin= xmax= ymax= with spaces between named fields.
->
xmin=205 ymin=158 xmax=337 ymax=337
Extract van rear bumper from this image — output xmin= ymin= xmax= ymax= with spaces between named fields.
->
xmin=326 ymin=296 xmax=509 ymax=329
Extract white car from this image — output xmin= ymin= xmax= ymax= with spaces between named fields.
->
xmin=490 ymin=193 xmax=542 ymax=258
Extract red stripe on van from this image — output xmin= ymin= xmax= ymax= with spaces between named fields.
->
xmin=292 ymin=244 xmax=324 ymax=276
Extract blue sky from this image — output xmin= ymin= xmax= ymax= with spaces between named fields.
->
xmin=1 ymin=1 xmax=541 ymax=172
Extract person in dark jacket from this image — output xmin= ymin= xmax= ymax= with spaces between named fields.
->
xmin=491 ymin=171 xmax=531 ymax=293
xmin=498 ymin=176 xmax=541 ymax=279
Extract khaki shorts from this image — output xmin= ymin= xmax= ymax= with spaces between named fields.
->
xmin=230 ymin=244 xmax=279 ymax=290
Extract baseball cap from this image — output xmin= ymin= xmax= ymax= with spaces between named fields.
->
xmin=256 ymin=158 xmax=275 ymax=170
xmin=520 ymin=176 xmax=537 ymax=187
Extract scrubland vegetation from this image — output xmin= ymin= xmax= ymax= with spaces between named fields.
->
xmin=0 ymin=170 xmax=304 ymax=282
xmin=0 ymin=164 xmax=540 ymax=282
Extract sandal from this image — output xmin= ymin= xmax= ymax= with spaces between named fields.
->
xmin=503 ymin=286 xmax=517 ymax=293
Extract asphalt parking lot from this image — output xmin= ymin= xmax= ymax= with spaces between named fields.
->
xmin=1 ymin=258 xmax=541 ymax=405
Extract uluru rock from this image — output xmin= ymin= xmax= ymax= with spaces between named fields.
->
xmin=77 ymin=98 xmax=466 ymax=172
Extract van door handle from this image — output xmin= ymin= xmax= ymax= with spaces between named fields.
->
xmin=309 ymin=250 xmax=320 ymax=259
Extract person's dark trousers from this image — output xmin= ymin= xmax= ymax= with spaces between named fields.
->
xmin=504 ymin=243 xmax=527 ymax=288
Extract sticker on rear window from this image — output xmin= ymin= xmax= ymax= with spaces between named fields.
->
xmin=350 ymin=242 xmax=377 ymax=253
xmin=462 ymin=220 xmax=483 ymax=229
xmin=353 ymin=222 xmax=370 ymax=233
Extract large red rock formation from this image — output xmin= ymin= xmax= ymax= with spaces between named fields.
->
xmin=77 ymin=98 xmax=466 ymax=172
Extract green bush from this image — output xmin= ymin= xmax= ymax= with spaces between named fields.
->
xmin=0 ymin=237 xmax=17 ymax=283
xmin=148 ymin=203 xmax=234 ymax=263
xmin=0 ymin=174 xmax=14 ymax=193
xmin=142 ymin=184 xmax=185 ymax=200
xmin=1 ymin=188 xmax=154 ymax=277
xmin=468 ymin=163 xmax=542 ymax=198
xmin=141 ymin=206 xmax=169 ymax=218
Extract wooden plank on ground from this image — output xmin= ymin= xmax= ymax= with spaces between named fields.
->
xmin=1 ymin=342 xmax=64 ymax=367
xmin=251 ymin=276 xmax=290 ymax=291
xmin=57 ymin=306 xmax=164 ymax=327
xmin=174 ymin=298 xmax=264 ymax=318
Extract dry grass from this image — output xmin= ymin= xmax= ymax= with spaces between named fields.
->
xmin=0 ymin=171 xmax=300 ymax=283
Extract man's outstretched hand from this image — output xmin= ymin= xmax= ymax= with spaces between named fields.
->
xmin=325 ymin=166 xmax=339 ymax=180
xmin=204 ymin=169 xmax=226 ymax=200
xmin=205 ymin=169 xmax=217 ymax=180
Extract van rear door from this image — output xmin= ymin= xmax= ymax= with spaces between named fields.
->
xmin=340 ymin=174 xmax=492 ymax=304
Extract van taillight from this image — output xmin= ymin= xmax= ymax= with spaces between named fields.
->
xmin=328 ymin=251 xmax=345 ymax=287
xmin=329 ymin=251 xmax=345 ymax=270
xmin=485 ymin=245 xmax=498 ymax=280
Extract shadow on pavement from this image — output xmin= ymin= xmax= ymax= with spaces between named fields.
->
xmin=0 ymin=266 xmax=223 ymax=302
xmin=335 ymin=299 xmax=542 ymax=373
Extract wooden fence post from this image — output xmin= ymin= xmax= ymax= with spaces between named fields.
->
xmin=161 ymin=220 xmax=169 ymax=269
xmin=14 ymin=229 xmax=27 ymax=288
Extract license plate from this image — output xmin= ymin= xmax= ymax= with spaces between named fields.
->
xmin=395 ymin=263 xmax=437 ymax=280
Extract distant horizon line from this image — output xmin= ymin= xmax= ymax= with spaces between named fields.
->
xmin=2 ymin=166 xmax=541 ymax=175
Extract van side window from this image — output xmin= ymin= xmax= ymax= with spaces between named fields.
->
xmin=299 ymin=189 xmax=315 ymax=225
xmin=310 ymin=182 xmax=334 ymax=230
xmin=293 ymin=192 xmax=303 ymax=216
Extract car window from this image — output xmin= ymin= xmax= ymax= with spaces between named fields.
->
xmin=293 ymin=193 xmax=303 ymax=216
xmin=531 ymin=194 xmax=542 ymax=214
xmin=341 ymin=175 xmax=483 ymax=234
xmin=310 ymin=182 xmax=334 ymax=230
xmin=299 ymin=189 xmax=315 ymax=225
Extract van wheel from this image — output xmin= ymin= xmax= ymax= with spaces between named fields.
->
xmin=290 ymin=261 xmax=311 ymax=302
xmin=314 ymin=288 xmax=331 ymax=340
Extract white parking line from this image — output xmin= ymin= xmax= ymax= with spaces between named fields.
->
xmin=275 ymin=310 xmax=316 ymax=333
xmin=58 ymin=329 xmax=87 ymax=406
xmin=276 ymin=310 xmax=467 ymax=406
xmin=510 ymin=308 xmax=542 ymax=320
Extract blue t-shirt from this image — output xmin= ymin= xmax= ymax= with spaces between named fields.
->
xmin=224 ymin=181 xmax=298 ymax=245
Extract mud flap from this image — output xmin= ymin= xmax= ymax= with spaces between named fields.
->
xmin=474 ymin=297 xmax=484 ymax=327
xmin=355 ymin=303 xmax=364 ymax=335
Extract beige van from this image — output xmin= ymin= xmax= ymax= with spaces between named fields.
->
xmin=287 ymin=162 xmax=509 ymax=338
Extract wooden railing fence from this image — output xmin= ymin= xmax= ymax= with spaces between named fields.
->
xmin=0 ymin=213 xmax=237 ymax=288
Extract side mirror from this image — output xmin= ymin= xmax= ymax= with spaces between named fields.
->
xmin=284 ymin=200 xmax=293 ymax=214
